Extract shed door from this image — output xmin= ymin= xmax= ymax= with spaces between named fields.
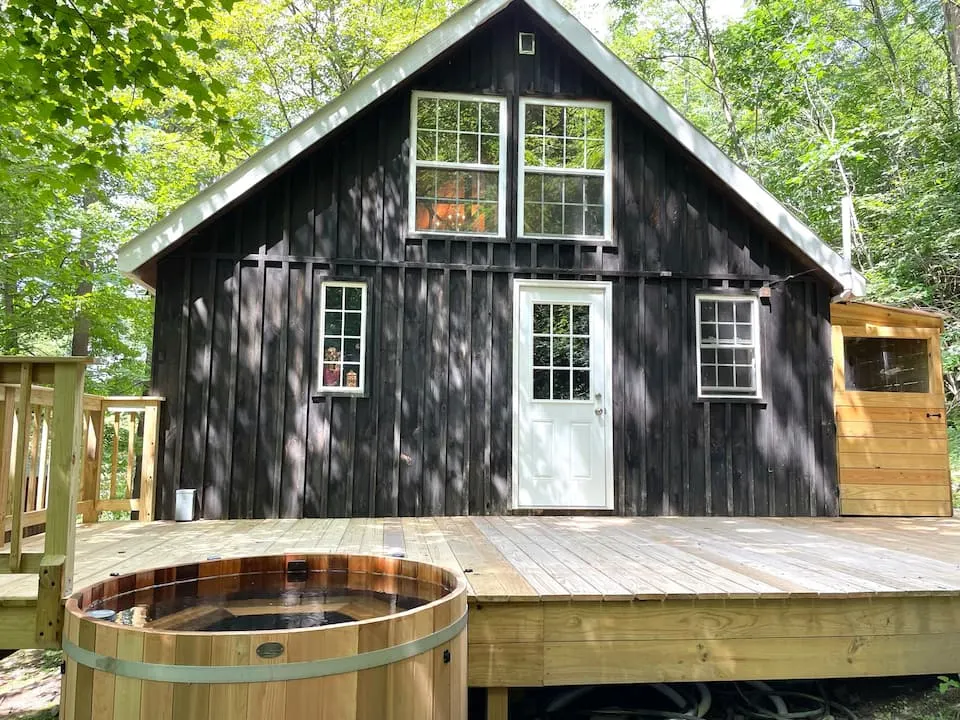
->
xmin=833 ymin=316 xmax=952 ymax=517
xmin=513 ymin=280 xmax=613 ymax=509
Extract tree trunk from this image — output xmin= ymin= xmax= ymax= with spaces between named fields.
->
xmin=70 ymin=277 xmax=92 ymax=356
xmin=0 ymin=282 xmax=17 ymax=353
xmin=945 ymin=0 xmax=960 ymax=105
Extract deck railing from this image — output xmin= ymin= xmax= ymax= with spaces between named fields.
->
xmin=0 ymin=378 xmax=163 ymax=541
xmin=0 ymin=358 xmax=87 ymax=647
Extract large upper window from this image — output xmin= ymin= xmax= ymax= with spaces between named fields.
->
xmin=318 ymin=281 xmax=368 ymax=394
xmin=409 ymin=91 xmax=506 ymax=236
xmin=696 ymin=295 xmax=761 ymax=399
xmin=519 ymin=99 xmax=612 ymax=240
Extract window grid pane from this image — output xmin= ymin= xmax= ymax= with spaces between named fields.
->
xmin=521 ymin=101 xmax=607 ymax=239
xmin=532 ymin=302 xmax=591 ymax=400
xmin=413 ymin=94 xmax=503 ymax=235
xmin=698 ymin=297 xmax=758 ymax=396
xmin=321 ymin=283 xmax=365 ymax=391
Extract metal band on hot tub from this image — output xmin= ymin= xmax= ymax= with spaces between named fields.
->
xmin=62 ymin=610 xmax=467 ymax=684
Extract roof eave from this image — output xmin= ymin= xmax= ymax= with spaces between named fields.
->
xmin=117 ymin=0 xmax=514 ymax=283
xmin=521 ymin=0 xmax=864 ymax=295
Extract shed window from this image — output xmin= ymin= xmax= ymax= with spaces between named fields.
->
xmin=843 ymin=337 xmax=929 ymax=393
xmin=409 ymin=91 xmax=506 ymax=236
xmin=696 ymin=295 xmax=761 ymax=399
xmin=318 ymin=281 xmax=367 ymax=394
xmin=519 ymin=99 xmax=612 ymax=239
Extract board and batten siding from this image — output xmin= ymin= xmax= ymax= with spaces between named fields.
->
xmin=149 ymin=4 xmax=838 ymax=520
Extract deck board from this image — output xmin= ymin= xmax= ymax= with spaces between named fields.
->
xmin=4 ymin=516 xmax=960 ymax=602
xmin=6 ymin=516 xmax=960 ymax=685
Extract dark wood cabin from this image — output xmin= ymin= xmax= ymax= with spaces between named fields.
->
xmin=120 ymin=0 xmax=865 ymax=520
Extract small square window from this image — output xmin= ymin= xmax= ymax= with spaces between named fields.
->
xmin=519 ymin=32 xmax=536 ymax=55
xmin=696 ymin=295 xmax=761 ymax=399
xmin=319 ymin=281 xmax=368 ymax=394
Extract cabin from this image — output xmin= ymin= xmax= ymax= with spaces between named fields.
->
xmin=117 ymin=0 xmax=951 ymax=523
xmin=4 ymin=1 xmax=959 ymax=712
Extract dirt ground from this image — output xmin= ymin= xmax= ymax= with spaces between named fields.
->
xmin=1 ymin=648 xmax=959 ymax=719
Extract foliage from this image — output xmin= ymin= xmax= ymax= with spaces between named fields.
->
xmin=0 ymin=0 xmax=245 ymax=186
xmin=2 ymin=0 xmax=958 ymax=415
xmin=610 ymin=0 xmax=960 ymax=421
xmin=940 ymin=675 xmax=960 ymax=694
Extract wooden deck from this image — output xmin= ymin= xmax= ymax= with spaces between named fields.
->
xmin=4 ymin=516 xmax=960 ymax=687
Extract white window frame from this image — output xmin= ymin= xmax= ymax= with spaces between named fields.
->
xmin=408 ymin=90 xmax=508 ymax=238
xmin=518 ymin=97 xmax=613 ymax=241
xmin=695 ymin=294 xmax=762 ymax=400
xmin=317 ymin=280 xmax=368 ymax=395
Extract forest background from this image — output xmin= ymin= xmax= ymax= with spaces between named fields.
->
xmin=2 ymin=0 xmax=958 ymax=465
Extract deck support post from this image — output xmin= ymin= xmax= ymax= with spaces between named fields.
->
xmin=138 ymin=399 xmax=159 ymax=522
xmin=36 ymin=362 xmax=85 ymax=629
xmin=487 ymin=687 xmax=508 ymax=720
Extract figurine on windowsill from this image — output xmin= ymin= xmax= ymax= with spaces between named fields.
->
xmin=345 ymin=369 xmax=358 ymax=388
xmin=322 ymin=346 xmax=340 ymax=386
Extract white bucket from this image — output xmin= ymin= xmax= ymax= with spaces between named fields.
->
xmin=175 ymin=488 xmax=197 ymax=522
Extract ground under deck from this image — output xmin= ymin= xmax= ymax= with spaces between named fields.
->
xmin=3 ymin=516 xmax=960 ymax=685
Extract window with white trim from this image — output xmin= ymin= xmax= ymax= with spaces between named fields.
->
xmin=695 ymin=295 xmax=761 ymax=399
xmin=409 ymin=91 xmax=507 ymax=236
xmin=318 ymin=281 xmax=368 ymax=394
xmin=519 ymin=98 xmax=612 ymax=239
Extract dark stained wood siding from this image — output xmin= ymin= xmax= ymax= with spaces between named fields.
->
xmin=149 ymin=4 xmax=839 ymax=519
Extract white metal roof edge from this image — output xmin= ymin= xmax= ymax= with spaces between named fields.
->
xmin=525 ymin=0 xmax=865 ymax=295
xmin=117 ymin=0 xmax=513 ymax=280
xmin=119 ymin=0 xmax=864 ymax=295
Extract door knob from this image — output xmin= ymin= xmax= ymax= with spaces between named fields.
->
xmin=595 ymin=407 xmax=605 ymax=416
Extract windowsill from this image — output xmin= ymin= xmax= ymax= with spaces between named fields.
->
xmin=694 ymin=396 xmax=767 ymax=405
xmin=518 ymin=235 xmax=614 ymax=244
xmin=311 ymin=391 xmax=368 ymax=401
xmin=406 ymin=230 xmax=508 ymax=241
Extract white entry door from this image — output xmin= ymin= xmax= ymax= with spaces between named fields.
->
xmin=513 ymin=280 xmax=613 ymax=509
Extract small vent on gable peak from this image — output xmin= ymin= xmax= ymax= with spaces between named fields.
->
xmin=518 ymin=32 xmax=536 ymax=55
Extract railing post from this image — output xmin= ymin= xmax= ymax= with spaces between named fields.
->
xmin=139 ymin=400 xmax=160 ymax=522
xmin=80 ymin=405 xmax=103 ymax=524
xmin=9 ymin=364 xmax=33 ymax=571
xmin=0 ymin=386 xmax=15 ymax=546
xmin=35 ymin=361 xmax=86 ymax=646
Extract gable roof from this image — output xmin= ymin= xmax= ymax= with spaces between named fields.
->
xmin=118 ymin=0 xmax=865 ymax=295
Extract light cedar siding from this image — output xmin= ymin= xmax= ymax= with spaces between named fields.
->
xmin=831 ymin=302 xmax=952 ymax=517
xmin=118 ymin=0 xmax=863 ymax=296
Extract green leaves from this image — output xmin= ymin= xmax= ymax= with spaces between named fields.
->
xmin=609 ymin=0 xmax=960 ymax=419
xmin=0 ymin=0 xmax=242 ymax=185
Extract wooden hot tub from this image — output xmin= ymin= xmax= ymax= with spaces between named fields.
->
xmin=60 ymin=554 xmax=467 ymax=720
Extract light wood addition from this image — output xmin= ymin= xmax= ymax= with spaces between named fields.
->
xmin=830 ymin=302 xmax=952 ymax=517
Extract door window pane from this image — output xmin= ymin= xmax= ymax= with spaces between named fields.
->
xmin=532 ymin=302 xmax=591 ymax=400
